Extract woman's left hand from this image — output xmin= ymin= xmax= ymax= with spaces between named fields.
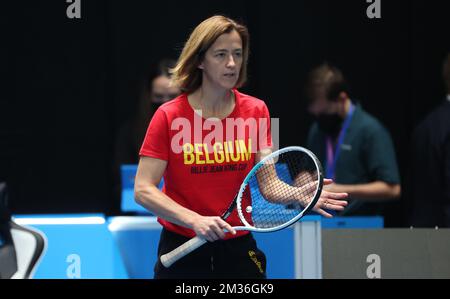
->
xmin=312 ymin=179 xmax=348 ymax=218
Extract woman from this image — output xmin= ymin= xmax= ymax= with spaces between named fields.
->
xmin=134 ymin=15 xmax=348 ymax=278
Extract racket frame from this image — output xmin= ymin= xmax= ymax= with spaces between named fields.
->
xmin=234 ymin=146 xmax=323 ymax=232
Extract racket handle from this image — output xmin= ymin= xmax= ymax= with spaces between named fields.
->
xmin=160 ymin=236 xmax=208 ymax=268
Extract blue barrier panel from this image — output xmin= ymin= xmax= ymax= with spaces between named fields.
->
xmin=13 ymin=214 xmax=128 ymax=279
xmin=321 ymin=216 xmax=383 ymax=228
xmin=120 ymin=164 xmax=163 ymax=214
xmin=108 ymin=216 xmax=162 ymax=278
xmin=11 ymin=212 xmax=381 ymax=279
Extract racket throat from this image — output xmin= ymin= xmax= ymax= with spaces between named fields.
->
xmin=221 ymin=195 xmax=238 ymax=219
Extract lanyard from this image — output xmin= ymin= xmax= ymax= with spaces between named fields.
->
xmin=326 ymin=103 xmax=355 ymax=179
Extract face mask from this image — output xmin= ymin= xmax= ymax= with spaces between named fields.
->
xmin=316 ymin=113 xmax=343 ymax=137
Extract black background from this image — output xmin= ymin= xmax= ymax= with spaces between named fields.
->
xmin=1 ymin=0 xmax=449 ymax=226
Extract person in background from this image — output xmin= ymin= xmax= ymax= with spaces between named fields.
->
xmin=305 ymin=63 xmax=401 ymax=216
xmin=408 ymin=53 xmax=450 ymax=227
xmin=112 ymin=59 xmax=181 ymax=213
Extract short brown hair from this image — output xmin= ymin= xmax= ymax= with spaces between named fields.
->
xmin=171 ymin=15 xmax=250 ymax=94
xmin=305 ymin=63 xmax=349 ymax=102
xmin=443 ymin=53 xmax=450 ymax=93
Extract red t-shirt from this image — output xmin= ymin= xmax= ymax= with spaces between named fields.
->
xmin=139 ymin=89 xmax=272 ymax=239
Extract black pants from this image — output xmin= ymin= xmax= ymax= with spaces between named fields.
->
xmin=154 ymin=228 xmax=267 ymax=279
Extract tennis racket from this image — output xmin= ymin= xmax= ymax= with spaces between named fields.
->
xmin=160 ymin=146 xmax=323 ymax=268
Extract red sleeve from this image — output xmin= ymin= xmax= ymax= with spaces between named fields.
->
xmin=258 ymin=102 xmax=273 ymax=151
xmin=139 ymin=108 xmax=170 ymax=161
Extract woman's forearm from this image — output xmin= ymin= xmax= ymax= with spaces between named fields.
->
xmin=134 ymin=184 xmax=200 ymax=229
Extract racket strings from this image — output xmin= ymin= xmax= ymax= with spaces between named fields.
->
xmin=240 ymin=150 xmax=320 ymax=229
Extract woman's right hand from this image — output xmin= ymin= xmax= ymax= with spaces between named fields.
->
xmin=190 ymin=215 xmax=236 ymax=242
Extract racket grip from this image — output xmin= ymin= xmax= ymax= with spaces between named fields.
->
xmin=160 ymin=236 xmax=208 ymax=268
